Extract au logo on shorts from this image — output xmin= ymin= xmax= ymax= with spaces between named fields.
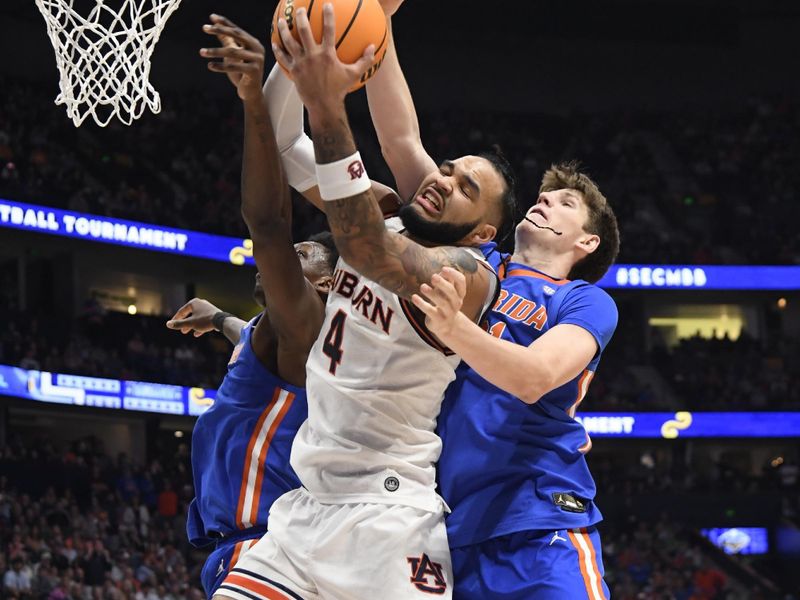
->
xmin=407 ymin=553 xmax=447 ymax=595
xmin=384 ymin=476 xmax=400 ymax=492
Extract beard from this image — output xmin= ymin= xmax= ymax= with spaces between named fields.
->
xmin=398 ymin=202 xmax=480 ymax=246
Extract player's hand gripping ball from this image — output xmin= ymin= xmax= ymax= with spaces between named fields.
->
xmin=271 ymin=0 xmax=388 ymax=91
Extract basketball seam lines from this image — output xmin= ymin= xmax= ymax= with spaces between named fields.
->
xmin=335 ymin=0 xmax=364 ymax=49
xmin=374 ymin=21 xmax=388 ymax=56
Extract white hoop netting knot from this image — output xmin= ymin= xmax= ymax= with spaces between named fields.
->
xmin=35 ymin=0 xmax=184 ymax=127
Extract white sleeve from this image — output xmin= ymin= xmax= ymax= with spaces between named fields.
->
xmin=263 ymin=65 xmax=317 ymax=192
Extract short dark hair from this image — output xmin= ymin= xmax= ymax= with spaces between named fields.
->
xmin=307 ymin=230 xmax=339 ymax=274
xmin=540 ymin=162 xmax=620 ymax=283
xmin=479 ymin=145 xmax=519 ymax=254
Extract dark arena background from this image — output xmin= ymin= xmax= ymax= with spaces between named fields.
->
xmin=1 ymin=0 xmax=799 ymax=598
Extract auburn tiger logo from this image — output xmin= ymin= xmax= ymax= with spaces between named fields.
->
xmin=407 ymin=553 xmax=447 ymax=594
xmin=347 ymin=160 xmax=365 ymax=180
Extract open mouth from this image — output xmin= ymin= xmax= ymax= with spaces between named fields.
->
xmin=415 ymin=187 xmax=443 ymax=215
xmin=530 ymin=207 xmax=548 ymax=221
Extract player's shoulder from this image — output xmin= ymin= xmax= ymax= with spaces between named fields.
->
xmin=557 ymin=279 xmax=618 ymax=320
xmin=564 ymin=278 xmax=612 ymax=299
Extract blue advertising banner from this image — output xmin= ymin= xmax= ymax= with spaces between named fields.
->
xmin=2 ymin=364 xmax=799 ymax=437
xmin=575 ymin=411 xmax=800 ymax=438
xmin=0 ymin=198 xmax=255 ymax=267
xmin=3 ymin=199 xmax=800 ymax=290
xmin=598 ymin=265 xmax=800 ymax=290
xmin=0 ymin=364 xmax=215 ymax=417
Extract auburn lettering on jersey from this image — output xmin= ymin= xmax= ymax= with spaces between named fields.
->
xmin=290 ymin=217 xmax=496 ymax=513
xmin=331 ymin=267 xmax=395 ymax=334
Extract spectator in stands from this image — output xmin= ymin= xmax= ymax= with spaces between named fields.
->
xmin=3 ymin=555 xmax=32 ymax=597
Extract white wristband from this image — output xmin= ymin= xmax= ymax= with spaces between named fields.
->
xmin=315 ymin=152 xmax=371 ymax=201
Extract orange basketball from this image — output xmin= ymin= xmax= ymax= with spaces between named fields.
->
xmin=271 ymin=0 xmax=388 ymax=92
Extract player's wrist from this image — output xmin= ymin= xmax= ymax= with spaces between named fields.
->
xmin=316 ymin=151 xmax=370 ymax=201
xmin=306 ymin=97 xmax=346 ymax=124
xmin=442 ymin=312 xmax=472 ymax=343
xmin=211 ymin=311 xmax=233 ymax=332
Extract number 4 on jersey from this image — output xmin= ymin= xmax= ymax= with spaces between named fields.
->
xmin=322 ymin=310 xmax=347 ymax=375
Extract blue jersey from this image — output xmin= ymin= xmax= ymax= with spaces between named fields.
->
xmin=438 ymin=260 xmax=618 ymax=549
xmin=187 ymin=315 xmax=307 ymax=547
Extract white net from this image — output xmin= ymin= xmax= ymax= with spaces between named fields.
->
xmin=35 ymin=0 xmax=184 ymax=127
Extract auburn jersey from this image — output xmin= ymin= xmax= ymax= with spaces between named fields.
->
xmin=291 ymin=218 xmax=496 ymax=513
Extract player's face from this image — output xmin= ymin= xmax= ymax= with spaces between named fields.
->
xmin=295 ymin=241 xmax=330 ymax=281
xmin=253 ymin=242 xmax=333 ymax=307
xmin=399 ymin=156 xmax=504 ymax=245
xmin=296 ymin=241 xmax=335 ymax=295
xmin=517 ymin=189 xmax=592 ymax=251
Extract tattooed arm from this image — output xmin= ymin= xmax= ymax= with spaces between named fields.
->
xmin=308 ymin=101 xmax=490 ymax=319
xmin=272 ymin=3 xmax=491 ymax=318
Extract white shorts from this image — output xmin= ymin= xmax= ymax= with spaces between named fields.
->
xmin=214 ymin=487 xmax=452 ymax=600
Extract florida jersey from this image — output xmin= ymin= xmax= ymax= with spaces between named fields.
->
xmin=187 ymin=315 xmax=307 ymax=546
xmin=291 ymin=218 xmax=496 ymax=513
xmin=437 ymin=261 xmax=618 ymax=548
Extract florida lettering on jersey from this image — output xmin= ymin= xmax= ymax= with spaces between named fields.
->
xmin=437 ymin=261 xmax=618 ymax=548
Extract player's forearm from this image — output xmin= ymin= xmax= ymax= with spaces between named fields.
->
xmin=220 ymin=315 xmax=247 ymax=345
xmin=307 ymin=102 xmax=480 ymax=298
xmin=240 ymin=96 xmax=291 ymax=233
xmin=438 ymin=313 xmax=553 ymax=404
xmin=364 ymin=21 xmax=433 ymax=199
xmin=306 ymin=101 xmax=390 ymax=268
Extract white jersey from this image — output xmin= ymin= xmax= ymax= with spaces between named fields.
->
xmin=291 ymin=219 xmax=495 ymax=513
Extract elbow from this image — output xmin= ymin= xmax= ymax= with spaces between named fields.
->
xmin=518 ymin=386 xmax=544 ymax=405
xmin=517 ymin=371 xmax=557 ymax=405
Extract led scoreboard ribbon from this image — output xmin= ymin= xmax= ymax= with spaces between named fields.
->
xmin=0 ymin=198 xmax=255 ymax=267
xmin=575 ymin=411 xmax=800 ymax=438
xmin=2 ymin=364 xmax=798 ymax=437
xmin=599 ymin=265 xmax=800 ymax=290
xmin=0 ymin=364 xmax=215 ymax=417
xmin=3 ymin=198 xmax=800 ymax=290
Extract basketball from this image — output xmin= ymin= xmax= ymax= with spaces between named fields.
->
xmin=271 ymin=0 xmax=389 ymax=91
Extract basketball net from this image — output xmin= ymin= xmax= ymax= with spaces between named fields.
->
xmin=35 ymin=0 xmax=184 ymax=127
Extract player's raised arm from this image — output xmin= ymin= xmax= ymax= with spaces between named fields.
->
xmin=273 ymin=5 xmax=491 ymax=316
xmin=262 ymin=63 xmax=402 ymax=214
xmin=201 ymin=16 xmax=327 ymax=366
xmin=365 ymin=11 xmax=438 ymax=200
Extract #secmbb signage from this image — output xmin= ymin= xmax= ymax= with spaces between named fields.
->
xmin=3 ymin=198 xmax=799 ymax=290
xmin=600 ymin=265 xmax=800 ymax=290
xmin=0 ymin=198 xmax=255 ymax=266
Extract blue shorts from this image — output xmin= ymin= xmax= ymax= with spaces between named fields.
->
xmin=200 ymin=530 xmax=266 ymax=599
xmin=451 ymin=527 xmax=610 ymax=600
